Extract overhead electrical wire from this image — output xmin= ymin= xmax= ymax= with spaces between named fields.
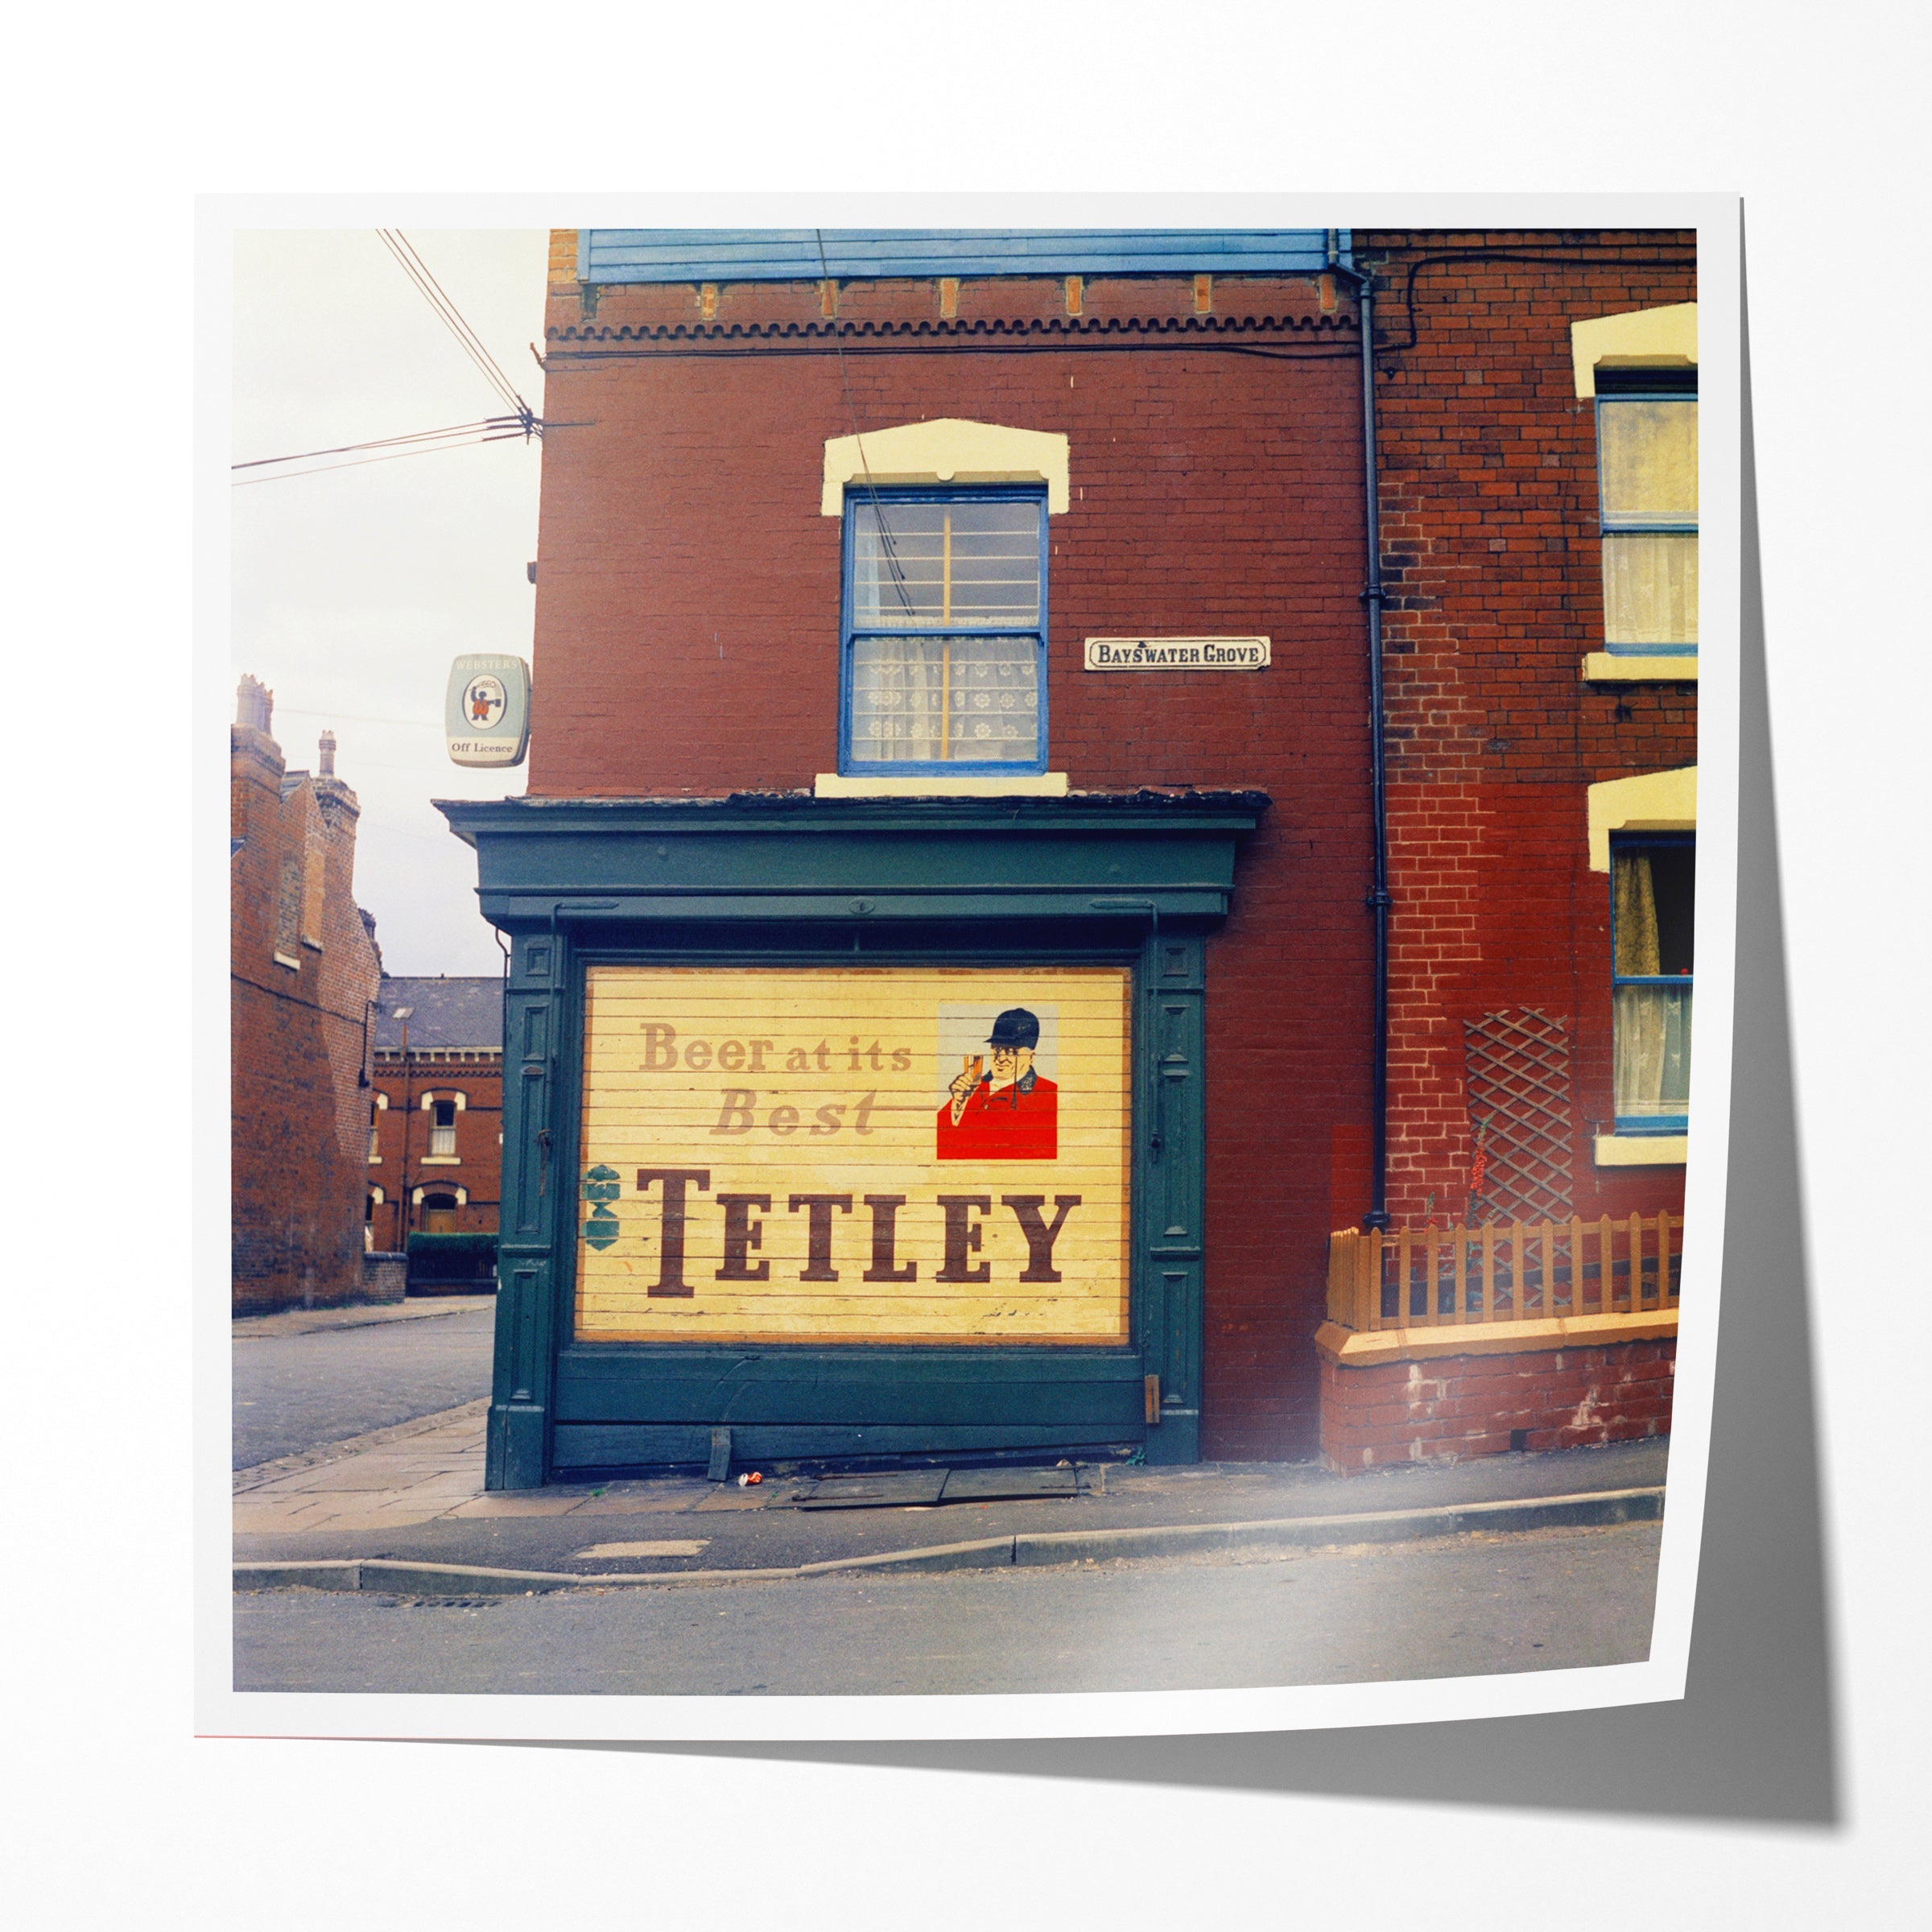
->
xmin=815 ymin=227 xmax=916 ymax=620
xmin=265 ymin=704 xmax=443 ymax=729
xmin=235 ymin=233 xmax=546 ymax=486
xmin=233 ymin=416 xmax=517 ymax=471
xmin=232 ymin=428 xmax=529 ymax=486
xmin=377 ymin=229 xmax=538 ymax=431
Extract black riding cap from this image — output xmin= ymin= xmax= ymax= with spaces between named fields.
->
xmin=985 ymin=1008 xmax=1041 ymax=1051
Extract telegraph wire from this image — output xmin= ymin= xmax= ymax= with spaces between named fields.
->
xmin=377 ymin=229 xmax=539 ymax=436
xmin=236 ymin=235 xmax=543 ymax=487
xmin=265 ymin=704 xmax=442 ymax=729
xmin=378 ymin=229 xmax=522 ymax=412
xmin=233 ymin=417 xmax=518 ymax=471
xmin=231 ymin=430 xmax=526 ymax=487
xmin=815 ymin=228 xmax=916 ymax=620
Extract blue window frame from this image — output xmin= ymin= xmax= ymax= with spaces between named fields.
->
xmin=1610 ymin=833 xmax=1695 ymax=1133
xmin=1596 ymin=372 xmax=1697 ymax=658
xmin=840 ymin=485 xmax=1049 ymax=775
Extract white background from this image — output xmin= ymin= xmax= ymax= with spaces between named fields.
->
xmin=12 ymin=3 xmax=1926 ymax=1926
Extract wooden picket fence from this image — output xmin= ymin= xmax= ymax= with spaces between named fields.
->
xmin=1326 ymin=1213 xmax=1682 ymax=1335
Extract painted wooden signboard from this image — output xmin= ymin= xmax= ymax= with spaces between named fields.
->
xmin=576 ymin=965 xmax=1133 ymax=1345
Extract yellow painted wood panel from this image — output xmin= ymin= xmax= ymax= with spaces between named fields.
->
xmin=575 ymin=966 xmax=1133 ymax=1344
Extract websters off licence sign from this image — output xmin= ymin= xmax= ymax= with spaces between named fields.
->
xmin=576 ymin=966 xmax=1133 ymax=1345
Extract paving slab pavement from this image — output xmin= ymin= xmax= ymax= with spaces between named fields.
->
xmin=233 ymin=1401 xmax=1670 ymax=1587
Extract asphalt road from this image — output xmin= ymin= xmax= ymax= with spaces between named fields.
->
xmin=232 ymin=1308 xmax=495 ymax=1470
xmin=232 ymin=1519 xmax=1661 ymax=1695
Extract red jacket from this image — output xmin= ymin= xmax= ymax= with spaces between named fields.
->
xmin=935 ymin=1073 xmax=1059 ymax=1162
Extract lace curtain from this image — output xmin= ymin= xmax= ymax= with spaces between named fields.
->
xmin=1613 ymin=849 xmax=1692 ymax=1121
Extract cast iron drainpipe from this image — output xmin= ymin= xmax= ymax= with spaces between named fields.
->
xmin=1327 ymin=232 xmax=1392 ymax=1232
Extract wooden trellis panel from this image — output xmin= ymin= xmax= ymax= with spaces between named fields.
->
xmin=1463 ymin=1008 xmax=1575 ymax=1224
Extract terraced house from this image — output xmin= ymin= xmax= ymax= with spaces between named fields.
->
xmin=440 ymin=226 xmax=1699 ymax=1488
xmin=366 ymin=975 xmax=505 ymax=1259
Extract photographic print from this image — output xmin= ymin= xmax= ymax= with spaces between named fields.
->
xmin=213 ymin=202 xmax=1736 ymax=1737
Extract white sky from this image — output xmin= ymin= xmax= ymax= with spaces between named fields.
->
xmin=230 ymin=229 xmax=549 ymax=976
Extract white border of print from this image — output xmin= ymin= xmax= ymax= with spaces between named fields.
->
xmin=199 ymin=189 xmax=1740 ymax=1745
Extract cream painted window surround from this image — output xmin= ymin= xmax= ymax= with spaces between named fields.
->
xmin=1571 ymin=304 xmax=1696 ymax=400
xmin=819 ymin=419 xmax=1070 ymax=517
xmin=1587 ymin=766 xmax=1695 ymax=877
xmin=1573 ymin=304 xmax=1698 ymax=684
xmin=819 ymin=419 xmax=1071 ymax=799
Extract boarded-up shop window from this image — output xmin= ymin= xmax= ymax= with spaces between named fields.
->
xmin=574 ymin=965 xmax=1131 ymax=1345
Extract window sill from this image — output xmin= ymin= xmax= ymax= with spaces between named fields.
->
xmin=272 ymin=951 xmax=302 ymax=971
xmin=1583 ymin=653 xmax=1699 ymax=683
xmin=1594 ymin=1133 xmax=1688 ymax=1166
xmin=815 ymin=772 xmax=1069 ymax=799
xmin=419 ymin=1155 xmax=462 ymax=1166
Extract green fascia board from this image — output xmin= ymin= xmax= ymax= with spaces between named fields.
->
xmin=436 ymin=791 xmax=1268 ymax=927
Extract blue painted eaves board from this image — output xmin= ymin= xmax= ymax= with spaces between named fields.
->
xmin=579 ymin=229 xmax=1352 ymax=284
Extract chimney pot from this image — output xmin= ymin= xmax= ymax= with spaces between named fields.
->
xmin=319 ymin=730 xmax=336 ymax=776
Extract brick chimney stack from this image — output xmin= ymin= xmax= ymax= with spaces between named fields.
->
xmin=231 ymin=673 xmax=284 ymax=791
xmin=237 ymin=674 xmax=274 ymax=733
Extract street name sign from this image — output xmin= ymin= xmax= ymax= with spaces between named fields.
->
xmin=1083 ymin=637 xmax=1270 ymax=671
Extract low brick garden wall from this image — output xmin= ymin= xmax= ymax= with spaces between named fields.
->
xmin=361 ymin=1251 xmax=408 ymax=1304
xmin=1318 ymin=1335 xmax=1675 ymax=1472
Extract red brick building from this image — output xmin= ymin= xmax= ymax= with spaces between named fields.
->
xmin=230 ymin=675 xmax=384 ymax=1313
xmin=1315 ymin=233 xmax=1699 ymax=1467
xmin=444 ymin=229 xmax=1698 ymax=1486
xmin=367 ymin=976 xmax=504 ymax=1250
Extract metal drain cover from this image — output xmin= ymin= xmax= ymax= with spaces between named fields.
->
xmin=790 ymin=1471 xmax=949 ymax=1510
xmin=939 ymin=1467 xmax=1080 ymax=1502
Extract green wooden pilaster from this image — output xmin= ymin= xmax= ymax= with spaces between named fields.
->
xmin=486 ymin=928 xmax=567 ymax=1490
xmin=1137 ymin=931 xmax=1206 ymax=1463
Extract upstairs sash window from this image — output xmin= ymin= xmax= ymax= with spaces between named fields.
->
xmin=842 ymin=488 xmax=1048 ymax=772
xmin=1598 ymin=374 xmax=1698 ymax=655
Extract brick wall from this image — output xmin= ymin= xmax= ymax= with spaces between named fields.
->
xmin=1352 ymin=233 xmax=1699 ymax=1231
xmin=1319 ymin=1336 xmax=1676 ymax=1471
xmin=230 ymin=696 xmax=383 ymax=1313
xmin=532 ymin=260 xmax=1375 ymax=1458
xmin=519 ymin=236 xmax=1700 ymax=1459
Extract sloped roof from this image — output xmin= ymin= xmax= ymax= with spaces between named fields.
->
xmin=374 ymin=976 xmax=503 ymax=1052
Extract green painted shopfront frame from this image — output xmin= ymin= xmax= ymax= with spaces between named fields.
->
xmin=441 ymin=791 xmax=1263 ymax=1489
